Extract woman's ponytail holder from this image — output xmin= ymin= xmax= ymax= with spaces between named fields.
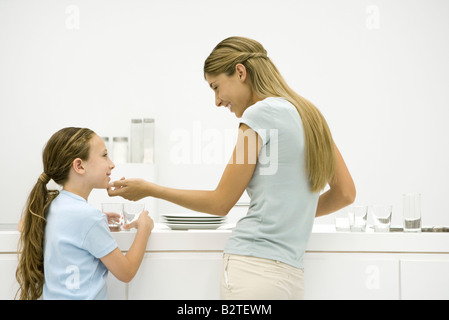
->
xmin=38 ymin=172 xmax=51 ymax=184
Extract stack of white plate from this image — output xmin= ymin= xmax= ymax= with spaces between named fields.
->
xmin=161 ymin=213 xmax=226 ymax=230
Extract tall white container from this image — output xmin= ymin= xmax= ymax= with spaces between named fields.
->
xmin=130 ymin=119 xmax=144 ymax=163
xmin=143 ymin=118 xmax=155 ymax=164
xmin=112 ymin=137 xmax=128 ymax=164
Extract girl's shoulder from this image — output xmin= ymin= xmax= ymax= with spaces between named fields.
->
xmin=51 ymin=190 xmax=103 ymax=222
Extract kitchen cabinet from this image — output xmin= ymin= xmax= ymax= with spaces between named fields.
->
xmin=303 ymin=253 xmax=399 ymax=299
xmin=400 ymin=255 xmax=449 ymax=300
xmin=107 ymin=272 xmax=126 ymax=300
xmin=127 ymin=252 xmax=223 ymax=299
xmin=0 ymin=254 xmax=19 ymax=299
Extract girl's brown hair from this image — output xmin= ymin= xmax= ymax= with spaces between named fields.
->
xmin=204 ymin=36 xmax=336 ymax=192
xmin=16 ymin=127 xmax=95 ymax=300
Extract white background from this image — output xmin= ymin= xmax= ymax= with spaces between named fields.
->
xmin=0 ymin=0 xmax=448 ymax=226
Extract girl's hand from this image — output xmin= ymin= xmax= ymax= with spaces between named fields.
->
xmin=124 ymin=210 xmax=154 ymax=231
xmin=107 ymin=178 xmax=154 ymax=201
xmin=104 ymin=211 xmax=121 ymax=225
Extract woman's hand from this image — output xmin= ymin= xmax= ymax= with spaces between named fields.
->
xmin=107 ymin=177 xmax=154 ymax=201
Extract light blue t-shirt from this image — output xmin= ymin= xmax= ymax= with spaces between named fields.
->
xmin=224 ymin=97 xmax=319 ymax=269
xmin=43 ymin=190 xmax=117 ymax=300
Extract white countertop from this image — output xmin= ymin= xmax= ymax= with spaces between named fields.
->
xmin=2 ymin=223 xmax=449 ymax=254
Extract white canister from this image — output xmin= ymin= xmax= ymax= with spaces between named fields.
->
xmin=143 ymin=118 xmax=155 ymax=164
xmin=130 ymin=119 xmax=144 ymax=163
xmin=112 ymin=137 xmax=128 ymax=164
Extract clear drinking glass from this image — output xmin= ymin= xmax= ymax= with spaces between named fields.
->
xmin=403 ymin=193 xmax=421 ymax=232
xmin=369 ymin=205 xmax=392 ymax=232
xmin=101 ymin=203 xmax=123 ymax=232
xmin=348 ymin=206 xmax=368 ymax=232
xmin=123 ymin=203 xmax=145 ymax=229
xmin=335 ymin=209 xmax=350 ymax=232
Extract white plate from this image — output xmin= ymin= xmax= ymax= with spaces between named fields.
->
xmin=162 ymin=213 xmax=224 ymax=219
xmin=166 ymin=223 xmax=223 ymax=230
xmin=164 ymin=219 xmax=225 ymax=224
xmin=163 ymin=217 xmax=225 ymax=222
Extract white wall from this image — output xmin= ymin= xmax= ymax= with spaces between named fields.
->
xmin=1 ymin=0 xmax=448 ymax=226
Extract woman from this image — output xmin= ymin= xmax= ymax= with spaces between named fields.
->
xmin=108 ymin=36 xmax=355 ymax=299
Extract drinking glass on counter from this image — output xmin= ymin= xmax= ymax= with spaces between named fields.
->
xmin=123 ymin=202 xmax=145 ymax=229
xmin=369 ymin=205 xmax=392 ymax=232
xmin=334 ymin=209 xmax=350 ymax=232
xmin=348 ymin=206 xmax=368 ymax=232
xmin=403 ymin=193 xmax=421 ymax=232
xmin=102 ymin=203 xmax=123 ymax=232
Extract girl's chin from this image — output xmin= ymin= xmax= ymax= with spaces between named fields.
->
xmin=93 ymin=182 xmax=110 ymax=189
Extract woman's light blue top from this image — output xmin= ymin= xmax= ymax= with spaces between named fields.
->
xmin=43 ymin=190 xmax=117 ymax=299
xmin=224 ymin=97 xmax=319 ymax=269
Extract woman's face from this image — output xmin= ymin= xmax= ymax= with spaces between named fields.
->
xmin=205 ymin=64 xmax=260 ymax=118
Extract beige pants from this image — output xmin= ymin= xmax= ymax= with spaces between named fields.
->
xmin=221 ymin=253 xmax=304 ymax=300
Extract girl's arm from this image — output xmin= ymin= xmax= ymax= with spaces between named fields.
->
xmin=100 ymin=211 xmax=153 ymax=283
xmin=107 ymin=123 xmax=262 ymax=216
xmin=315 ymin=143 xmax=356 ymax=217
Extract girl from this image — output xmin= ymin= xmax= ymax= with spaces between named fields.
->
xmin=108 ymin=37 xmax=356 ymax=299
xmin=16 ymin=127 xmax=153 ymax=300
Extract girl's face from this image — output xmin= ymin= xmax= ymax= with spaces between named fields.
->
xmin=205 ymin=64 xmax=260 ymax=118
xmin=83 ymin=134 xmax=115 ymax=189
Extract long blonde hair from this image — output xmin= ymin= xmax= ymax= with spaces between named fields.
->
xmin=204 ymin=36 xmax=335 ymax=192
xmin=16 ymin=127 xmax=95 ymax=300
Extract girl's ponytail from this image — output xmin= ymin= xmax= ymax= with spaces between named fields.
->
xmin=16 ymin=173 xmax=59 ymax=300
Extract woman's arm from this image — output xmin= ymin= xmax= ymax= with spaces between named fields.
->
xmin=107 ymin=123 xmax=262 ymax=216
xmin=315 ymin=143 xmax=356 ymax=217
xmin=100 ymin=211 xmax=153 ymax=283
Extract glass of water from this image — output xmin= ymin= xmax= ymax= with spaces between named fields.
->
xmin=123 ymin=203 xmax=145 ymax=230
xmin=101 ymin=203 xmax=123 ymax=232
xmin=348 ymin=206 xmax=368 ymax=232
xmin=369 ymin=205 xmax=392 ymax=232
xmin=335 ymin=209 xmax=350 ymax=232
xmin=403 ymin=193 xmax=421 ymax=232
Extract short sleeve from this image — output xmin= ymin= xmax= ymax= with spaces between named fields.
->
xmin=83 ymin=215 xmax=118 ymax=258
xmin=239 ymin=101 xmax=274 ymax=146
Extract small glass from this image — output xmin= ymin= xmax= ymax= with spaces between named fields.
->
xmin=348 ymin=206 xmax=368 ymax=232
xmin=101 ymin=203 xmax=123 ymax=232
xmin=123 ymin=203 xmax=145 ymax=229
xmin=369 ymin=205 xmax=392 ymax=232
xmin=403 ymin=193 xmax=421 ymax=232
xmin=335 ymin=209 xmax=350 ymax=232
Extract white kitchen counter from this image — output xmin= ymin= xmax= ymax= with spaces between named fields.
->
xmin=2 ymin=223 xmax=449 ymax=254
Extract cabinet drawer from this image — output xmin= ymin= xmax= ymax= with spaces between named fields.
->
xmin=304 ymin=253 xmax=399 ymax=299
